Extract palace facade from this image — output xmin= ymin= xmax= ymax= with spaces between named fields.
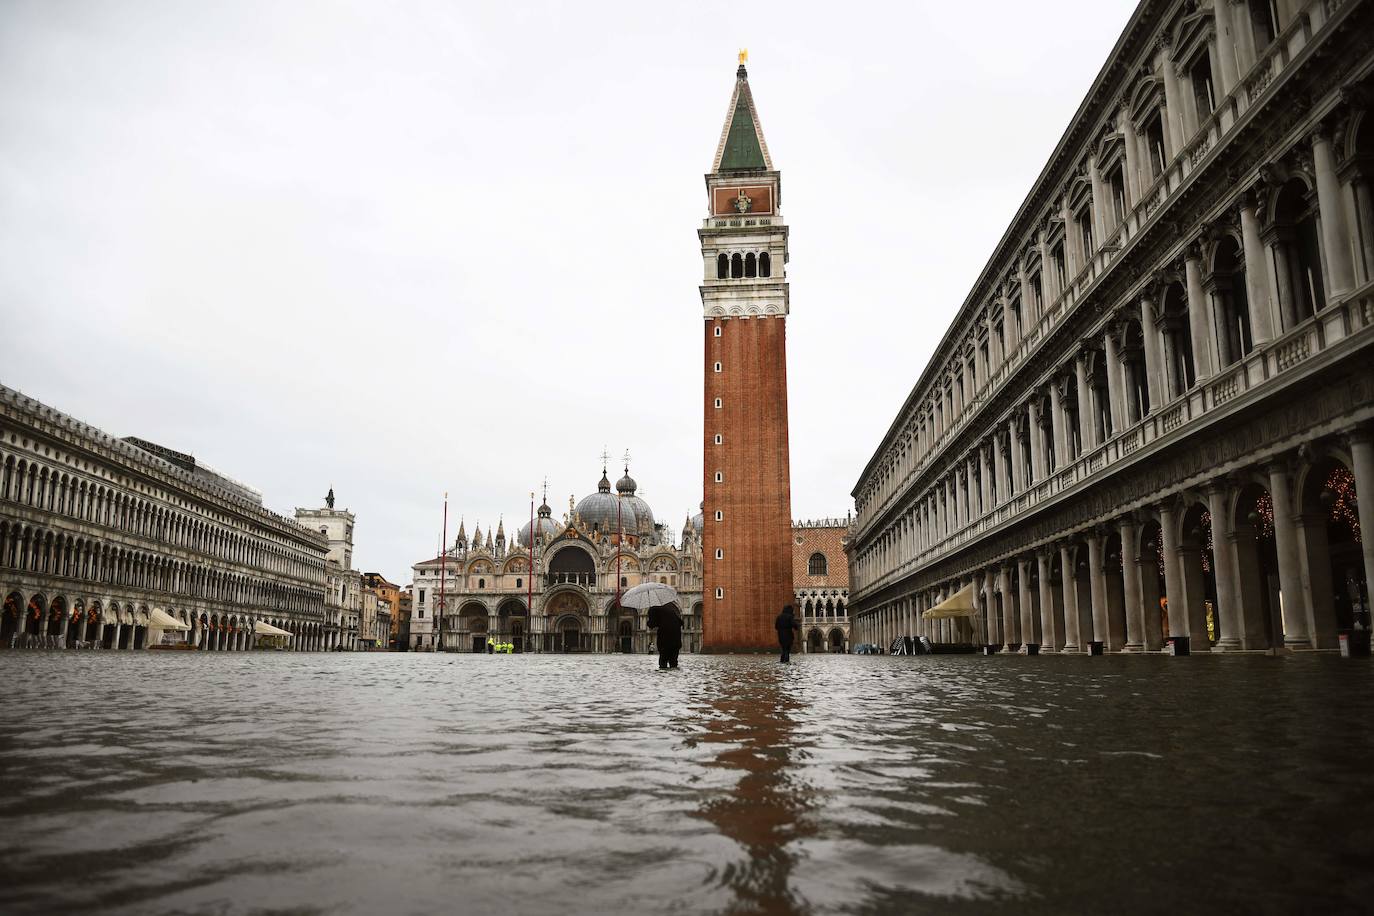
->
xmin=411 ymin=466 xmax=703 ymax=652
xmin=793 ymin=519 xmax=851 ymax=653
xmin=0 ymin=384 xmax=333 ymax=651
xmin=850 ymin=0 xmax=1374 ymax=654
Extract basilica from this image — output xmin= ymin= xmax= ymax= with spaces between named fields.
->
xmin=409 ymin=466 xmax=703 ymax=652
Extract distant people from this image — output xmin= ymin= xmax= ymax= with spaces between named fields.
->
xmin=775 ymin=605 xmax=800 ymax=663
xmin=651 ymin=605 xmax=683 ymax=670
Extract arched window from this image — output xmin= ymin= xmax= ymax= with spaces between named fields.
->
xmin=515 ymin=577 xmax=522 ymax=588
xmin=759 ymin=252 xmax=771 ymax=277
xmin=745 ymin=253 xmax=757 ymax=278
xmin=1209 ymin=236 xmax=1252 ymax=365
xmin=1160 ymin=282 xmax=1196 ymax=396
xmin=808 ymin=552 xmax=828 ymax=576
xmin=731 ymin=253 xmax=744 ymax=279
xmin=478 ymin=578 xmax=485 ymax=589
xmin=717 ymin=253 xmax=728 ymax=279
xmin=1271 ymin=178 xmax=1325 ymax=327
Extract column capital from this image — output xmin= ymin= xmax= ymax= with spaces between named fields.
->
xmin=1342 ymin=423 xmax=1374 ymax=446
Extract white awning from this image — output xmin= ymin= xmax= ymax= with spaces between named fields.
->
xmin=254 ymin=620 xmax=294 ymax=638
xmin=922 ymin=585 xmax=977 ymax=619
xmin=149 ymin=608 xmax=190 ymax=631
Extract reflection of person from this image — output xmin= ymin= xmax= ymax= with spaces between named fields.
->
xmin=775 ymin=605 xmax=800 ymax=663
xmin=652 ymin=606 xmax=683 ymax=670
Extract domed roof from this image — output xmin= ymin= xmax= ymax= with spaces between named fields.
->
xmin=518 ymin=515 xmax=562 ymax=548
xmin=519 ymin=498 xmax=562 ymax=548
xmin=575 ymin=469 xmax=638 ymax=535
xmin=614 ymin=466 xmax=654 ymax=532
xmin=689 ymin=501 xmax=704 ymax=533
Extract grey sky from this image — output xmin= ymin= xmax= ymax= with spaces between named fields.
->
xmin=0 ymin=1 xmax=1136 ymax=583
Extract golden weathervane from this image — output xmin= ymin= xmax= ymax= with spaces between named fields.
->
xmin=738 ymin=48 xmax=748 ymax=66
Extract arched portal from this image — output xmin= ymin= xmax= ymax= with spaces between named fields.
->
xmin=544 ymin=591 xmax=588 ymax=653
xmin=497 ymin=598 xmax=527 ymax=652
xmin=807 ymin=628 xmax=823 ymax=653
xmin=1137 ymin=520 xmax=1167 ymax=650
xmin=1231 ymin=482 xmax=1282 ymax=649
xmin=1296 ymin=456 xmax=1361 ymax=647
xmin=1 ymin=591 xmax=22 ymax=645
xmin=828 ymin=628 xmax=846 ymax=653
xmin=460 ymin=601 xmax=488 ymax=653
xmin=1176 ymin=501 xmax=1218 ymax=650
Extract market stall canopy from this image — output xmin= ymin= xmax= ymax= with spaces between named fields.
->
xmin=922 ymin=586 xmax=977 ymax=619
xmin=254 ymin=620 xmax=294 ymax=638
xmin=149 ymin=608 xmax=190 ymax=631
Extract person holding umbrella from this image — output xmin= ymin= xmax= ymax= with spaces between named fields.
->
xmin=619 ymin=581 xmax=684 ymax=670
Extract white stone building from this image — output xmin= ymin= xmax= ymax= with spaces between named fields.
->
xmin=0 ymin=384 xmax=332 ymax=651
xmin=850 ymin=0 xmax=1374 ymax=655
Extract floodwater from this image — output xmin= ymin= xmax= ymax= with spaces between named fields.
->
xmin=0 ymin=652 xmax=1371 ymax=916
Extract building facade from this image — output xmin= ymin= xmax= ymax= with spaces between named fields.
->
xmin=850 ymin=0 xmax=1374 ymax=655
xmin=412 ymin=467 xmax=702 ymax=652
xmin=701 ymin=58 xmax=795 ymax=651
xmin=0 ymin=384 xmax=332 ymax=651
xmin=297 ymin=494 xmax=366 ymax=650
xmin=793 ymin=519 xmax=851 ymax=653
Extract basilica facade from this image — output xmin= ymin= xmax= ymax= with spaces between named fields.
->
xmin=850 ymin=0 xmax=1374 ymax=655
xmin=410 ymin=467 xmax=703 ymax=652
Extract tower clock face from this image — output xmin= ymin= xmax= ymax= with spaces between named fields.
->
xmin=712 ymin=185 xmax=773 ymax=216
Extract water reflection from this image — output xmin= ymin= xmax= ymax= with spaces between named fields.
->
xmin=693 ymin=665 xmax=813 ymax=915
xmin=0 ymin=652 xmax=1369 ymax=915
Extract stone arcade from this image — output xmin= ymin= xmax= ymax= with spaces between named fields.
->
xmin=0 ymin=384 xmax=334 ymax=651
xmin=850 ymin=0 xmax=1374 ymax=655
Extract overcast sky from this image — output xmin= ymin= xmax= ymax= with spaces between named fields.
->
xmin=1 ymin=0 xmax=1136 ymax=584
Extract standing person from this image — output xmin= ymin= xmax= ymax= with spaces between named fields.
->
xmin=651 ymin=605 xmax=683 ymax=670
xmin=775 ymin=605 xmax=800 ymax=663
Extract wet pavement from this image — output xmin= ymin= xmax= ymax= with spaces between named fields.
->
xmin=0 ymin=651 xmax=1371 ymax=915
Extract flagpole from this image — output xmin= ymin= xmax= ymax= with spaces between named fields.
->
xmin=528 ymin=490 xmax=535 ymax=654
xmin=438 ymin=493 xmax=448 ymax=652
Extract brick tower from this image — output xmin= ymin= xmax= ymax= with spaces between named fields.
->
xmin=700 ymin=57 xmax=794 ymax=651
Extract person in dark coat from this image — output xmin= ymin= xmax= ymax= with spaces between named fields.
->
xmin=651 ymin=605 xmax=683 ymax=670
xmin=775 ymin=605 xmax=800 ymax=663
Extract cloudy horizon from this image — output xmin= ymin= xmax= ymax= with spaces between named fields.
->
xmin=0 ymin=0 xmax=1136 ymax=583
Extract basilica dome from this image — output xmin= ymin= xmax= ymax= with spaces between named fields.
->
xmin=519 ymin=499 xmax=563 ymax=548
xmin=575 ymin=470 xmax=638 ymax=536
xmin=616 ymin=470 xmax=655 ymax=534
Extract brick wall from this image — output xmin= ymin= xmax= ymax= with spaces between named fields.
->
xmin=702 ymin=316 xmax=794 ymax=650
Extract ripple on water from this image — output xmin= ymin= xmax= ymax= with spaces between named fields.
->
xmin=0 ymin=651 xmax=1370 ymax=915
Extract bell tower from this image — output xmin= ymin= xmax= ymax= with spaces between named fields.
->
xmin=700 ymin=55 xmax=794 ymax=651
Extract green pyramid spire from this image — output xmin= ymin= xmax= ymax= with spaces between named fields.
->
xmin=721 ymin=92 xmax=766 ymax=169
xmin=713 ymin=64 xmax=772 ymax=172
